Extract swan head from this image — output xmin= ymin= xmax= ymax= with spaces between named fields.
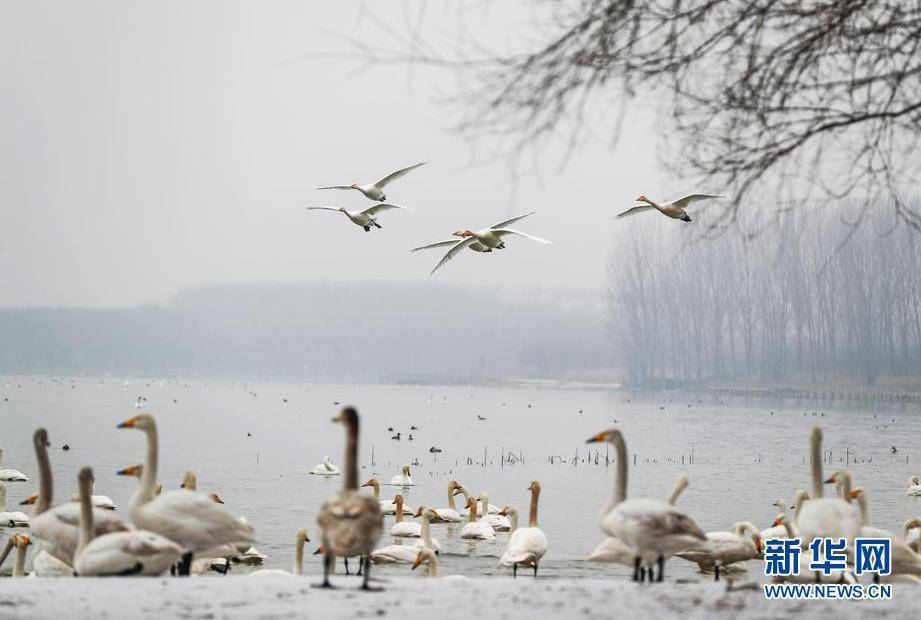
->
xmin=332 ymin=407 xmax=359 ymax=427
xmin=33 ymin=428 xmax=50 ymax=449
xmin=208 ymin=492 xmax=224 ymax=504
xmin=772 ymin=512 xmax=787 ymax=527
xmin=14 ymin=534 xmax=30 ymax=548
xmin=586 ymin=428 xmax=622 ymax=445
xmin=117 ymin=413 xmax=155 ymax=430
xmin=78 ymin=466 xmax=94 ymax=486
xmin=466 ymin=497 xmax=477 ymax=510
xmin=117 ymin=464 xmax=143 ymax=478
xmin=636 ymin=195 xmax=649 ymax=203
xmin=452 ymin=230 xmax=474 ymax=238
xmin=393 ymin=494 xmax=404 ymax=506
xmin=180 ymin=471 xmax=197 ymax=490
xmin=296 ymin=529 xmax=310 ymax=544
xmin=498 ymin=505 xmax=517 ymax=517
xmin=850 ymin=487 xmax=866 ymax=501
xmin=19 ymin=493 xmax=37 ymax=506
xmin=528 ymin=480 xmax=541 ymax=493
xmin=402 ymin=465 xmax=411 ymax=476
xmin=313 ymin=545 xmax=326 ymax=556
xmin=449 ymin=480 xmax=464 ymax=496
xmin=361 ymin=478 xmax=379 ymax=488
xmin=349 ymin=183 xmax=358 ymax=189
xmin=412 ymin=548 xmax=435 ymax=570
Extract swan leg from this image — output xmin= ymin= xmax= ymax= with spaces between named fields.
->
xmin=357 ymin=557 xmax=364 ymax=576
xmin=533 ymin=563 xmax=538 ymax=578
xmin=714 ymin=564 xmax=720 ymax=582
xmin=344 ymin=557 xmax=350 ymax=575
xmin=632 ymin=557 xmax=641 ymax=582
xmin=513 ymin=563 xmax=517 ymax=578
xmin=363 ymin=226 xmax=371 ymax=232
xmin=177 ymin=551 xmax=193 ymax=577
xmin=656 ymin=555 xmax=664 ymax=582
xmin=371 ymin=220 xmax=382 ymax=229
xmin=313 ymin=549 xmax=335 ymax=589
xmin=360 ymin=555 xmax=382 ymax=592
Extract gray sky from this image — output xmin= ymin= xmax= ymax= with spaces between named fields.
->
xmin=0 ymin=1 xmax=672 ymax=308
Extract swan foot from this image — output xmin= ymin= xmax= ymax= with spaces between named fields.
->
xmin=344 ymin=557 xmax=351 ymax=575
xmin=513 ymin=563 xmax=517 ymax=578
xmin=532 ymin=563 xmax=538 ymax=578
xmin=714 ymin=564 xmax=720 ymax=582
xmin=177 ymin=551 xmax=193 ymax=577
xmin=363 ymin=226 xmax=371 ymax=232
xmin=357 ymin=557 xmax=364 ymax=576
xmin=312 ymin=581 xmax=335 ymax=589
xmin=632 ymin=557 xmax=641 ymax=582
xmin=360 ymin=556 xmax=382 ymax=591
xmin=656 ymin=555 xmax=664 ymax=582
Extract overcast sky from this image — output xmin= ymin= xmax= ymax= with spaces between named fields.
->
xmin=0 ymin=1 xmax=677 ymax=308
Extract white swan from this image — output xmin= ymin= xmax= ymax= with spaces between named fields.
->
xmin=0 ymin=481 xmax=29 ymax=527
xmin=411 ymin=547 xmax=470 ymax=581
xmin=309 ymin=455 xmax=341 ymax=476
xmin=249 ymin=529 xmax=309 ymax=577
xmin=903 ymin=518 xmax=921 ymax=553
xmin=587 ymin=429 xmax=706 ymax=582
xmin=616 ymin=194 xmax=724 ymax=222
xmin=371 ymin=507 xmax=442 ymax=565
xmin=317 ymin=162 xmax=426 ymax=202
xmin=851 ymin=487 xmax=921 ymax=578
xmin=771 ymin=513 xmax=857 ymax=584
xmin=389 ymin=465 xmax=414 ymax=486
xmin=459 ymin=497 xmax=496 ymax=541
xmin=0 ymin=533 xmax=31 ymax=577
xmin=906 ymin=475 xmax=921 ymax=496
xmin=795 ymin=429 xmax=861 ymax=548
xmin=29 ymin=548 xmax=72 ymax=577
xmin=69 ymin=478 xmax=117 ymax=510
xmin=73 ymin=467 xmax=183 ymax=576
xmin=412 ymin=507 xmax=442 ymax=552
xmin=456 ymin=483 xmax=499 ymax=515
xmin=390 ymin=495 xmax=421 ymax=538
xmin=25 ymin=428 xmax=130 ymax=566
xmin=499 ymin=481 xmax=548 ymax=576
xmin=760 ymin=490 xmax=808 ymax=540
xmin=430 ymin=480 xmax=464 ymax=522
xmin=117 ymin=414 xmax=255 ymax=576
xmin=361 ymin=478 xmax=415 ymax=515
xmin=306 ymin=204 xmax=409 ymax=232
xmin=0 ymin=449 xmax=28 ymax=482
xmin=587 ymin=474 xmax=689 ymax=565
xmin=479 ymin=492 xmax=510 ymax=531
xmin=675 ymin=522 xmax=762 ymax=580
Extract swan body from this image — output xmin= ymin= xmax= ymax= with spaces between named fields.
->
xmin=906 ymin=476 xmax=921 ymax=496
xmin=771 ymin=514 xmax=857 ymax=583
xmin=412 ymin=547 xmax=470 ymax=581
xmin=479 ymin=493 xmax=510 ymax=531
xmin=456 ymin=484 xmax=499 ymax=515
xmin=371 ymin=543 xmax=419 ymax=564
xmin=498 ymin=482 xmax=548 ymax=576
xmin=795 ymin=431 xmax=861 ymax=546
xmin=0 ymin=481 xmax=29 ymax=527
xmin=616 ymin=194 xmax=723 ymax=222
xmin=431 ymin=481 xmax=464 ymax=522
xmin=309 ymin=455 xmax=341 ymax=476
xmin=317 ymin=162 xmax=426 ymax=202
xmin=389 ymin=495 xmax=421 ymax=538
xmin=70 ymin=479 xmax=117 ymax=510
xmin=306 ymin=204 xmax=409 ymax=232
xmin=0 ymin=449 xmax=28 ymax=482
xmin=249 ymin=529 xmax=308 ymax=577
xmin=675 ymin=522 xmax=762 ymax=579
xmin=459 ymin=497 xmax=496 ymax=541
xmin=361 ymin=478 xmax=415 ymax=515
xmin=851 ymin=488 xmax=921 ymax=576
xmin=30 ymin=548 xmax=73 ymax=577
xmin=389 ymin=465 xmax=414 ymax=486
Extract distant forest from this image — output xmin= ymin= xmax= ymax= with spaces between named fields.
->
xmin=0 ymin=282 xmax=611 ymax=382
xmin=608 ymin=212 xmax=921 ymax=386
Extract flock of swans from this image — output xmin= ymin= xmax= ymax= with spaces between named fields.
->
xmin=307 ymin=162 xmax=723 ymax=274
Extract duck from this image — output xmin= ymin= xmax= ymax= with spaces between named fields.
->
xmin=0 ymin=449 xmax=28 ymax=482
xmin=460 ymin=497 xmax=496 ymax=541
xmin=361 ymin=478 xmax=415 ymax=515
xmin=498 ymin=481 xmax=548 ymax=576
xmin=615 ymin=194 xmax=724 ymax=222
xmin=905 ymin=475 xmax=921 ymax=496
xmin=249 ymin=530 xmax=309 ymax=577
xmin=390 ymin=465 xmax=414 ymax=486
xmin=116 ymin=414 xmax=255 ymax=576
xmin=316 ymin=162 xmax=426 ymax=202
xmin=315 ymin=407 xmax=383 ymax=590
xmin=479 ymin=492 xmax=511 ymax=531
xmin=0 ymin=481 xmax=29 ymax=527
xmin=587 ymin=429 xmax=706 ymax=583
xmin=72 ymin=467 xmax=183 ymax=576
xmin=675 ymin=522 xmax=762 ymax=580
xmin=309 ymin=455 xmax=341 ymax=476
xmin=390 ymin=495 xmax=421 ymax=538
xmin=306 ymin=204 xmax=409 ymax=232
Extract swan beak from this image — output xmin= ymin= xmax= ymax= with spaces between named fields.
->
xmin=19 ymin=494 xmax=37 ymax=506
xmin=772 ymin=517 xmax=782 ymax=526
xmin=117 ymin=416 xmax=139 ymax=428
xmin=586 ymin=432 xmax=606 ymax=444
xmin=19 ymin=535 xmax=30 ymax=546
xmin=755 ymin=537 xmax=762 ymax=554
xmin=850 ymin=489 xmax=859 ymax=499
xmin=116 ymin=466 xmax=140 ymax=477
xmin=412 ymin=555 xmax=423 ymax=570
xmin=360 ymin=480 xmax=372 ymax=488
xmin=313 ymin=546 xmax=325 ymax=555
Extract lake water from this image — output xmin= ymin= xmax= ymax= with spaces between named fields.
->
xmin=1 ymin=376 xmax=919 ymax=581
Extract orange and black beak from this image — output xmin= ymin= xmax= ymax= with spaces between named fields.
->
xmin=586 ymin=431 xmax=607 ymax=444
xmin=117 ymin=416 xmax=140 ymax=428
xmin=411 ymin=554 xmax=423 ymax=570
xmin=850 ymin=489 xmax=859 ymax=499
xmin=117 ymin=465 xmax=141 ymax=477
xmin=19 ymin=493 xmax=37 ymax=506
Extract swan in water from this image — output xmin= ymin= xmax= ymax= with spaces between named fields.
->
xmin=372 ymin=507 xmax=441 ymax=563
xmin=389 ymin=465 xmax=414 ymax=486
xmin=771 ymin=513 xmax=857 ymax=584
xmin=69 ymin=478 xmax=117 ymax=510
xmin=430 ymin=480 xmax=464 ymax=522
xmin=587 ymin=429 xmax=706 ymax=582
xmin=315 ymin=407 xmax=383 ymax=590
xmin=795 ymin=429 xmax=861 ymax=548
xmin=850 ymin=487 xmax=921 ymax=578
xmin=906 ymin=475 xmax=921 ymax=496
xmin=479 ymin=492 xmax=510 ymax=531
xmin=587 ymin=474 xmax=689 ymax=566
xmin=0 ymin=481 xmax=29 ymax=527
xmin=309 ymin=455 xmax=341 ymax=476
xmin=73 ymin=467 xmax=183 ymax=576
xmin=499 ymin=481 xmax=548 ymax=577
xmin=411 ymin=547 xmax=470 ymax=581
xmin=117 ymin=414 xmax=255 ymax=576
xmin=361 ymin=478 xmax=415 ymax=515
xmin=0 ymin=533 xmax=31 ymax=577
xmin=0 ymin=449 xmax=28 ymax=482
xmin=760 ymin=490 xmax=809 ymax=540
xmin=616 ymin=194 xmax=724 ymax=222
xmin=306 ymin=204 xmax=409 ymax=232
xmin=459 ymin=497 xmax=496 ymax=541
xmin=456 ymin=483 xmax=499 ymax=515
xmin=24 ymin=428 xmax=130 ymax=566
xmin=317 ymin=162 xmax=426 ymax=202
xmin=412 ymin=507 xmax=442 ymax=552
xmin=116 ymin=464 xmax=163 ymax=496
xmin=675 ymin=522 xmax=762 ymax=580
xmin=249 ymin=529 xmax=309 ymax=577
xmin=390 ymin=495 xmax=421 ymax=538
xmin=903 ymin=518 xmax=921 ymax=553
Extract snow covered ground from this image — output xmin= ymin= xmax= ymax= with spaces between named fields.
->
xmin=0 ymin=577 xmax=913 ymax=620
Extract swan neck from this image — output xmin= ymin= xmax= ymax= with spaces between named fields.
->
xmin=810 ymin=432 xmax=823 ymax=498
xmin=840 ymin=472 xmax=852 ymax=502
xmin=293 ymin=536 xmax=305 ymax=576
xmin=0 ymin=539 xmax=13 ymax=572
xmin=508 ymin=509 xmax=518 ymax=532
xmin=782 ymin=519 xmax=795 ymax=538
xmin=857 ymin=495 xmax=869 ymax=526
xmin=666 ymin=478 xmax=687 ymax=505
xmin=428 ymin=553 xmax=439 ymax=577
xmin=76 ymin=475 xmax=94 ymax=559
xmin=371 ymin=482 xmax=380 ymax=500
xmin=35 ymin=435 xmax=53 ymax=515
xmin=468 ymin=502 xmax=477 ymax=523
xmin=613 ymin=434 xmax=627 ymax=504
xmin=421 ymin=513 xmax=431 ymax=546
xmin=136 ymin=423 xmax=159 ymax=508
xmin=528 ymin=488 xmax=540 ymax=527
xmin=343 ymin=418 xmax=359 ymax=491
xmin=13 ymin=543 xmax=26 ymax=577
xmin=395 ymin=499 xmax=403 ymax=523
xmin=447 ymin=485 xmax=456 ymax=510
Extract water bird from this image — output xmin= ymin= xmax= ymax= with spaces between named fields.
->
xmin=316 ymin=162 xmax=426 ymax=202
xmin=850 ymin=487 xmax=921 ymax=578
xmin=480 ymin=492 xmax=511 ymax=531
xmin=476 ymin=415 xmax=486 ymax=421
xmin=306 ymin=203 xmax=410 ymax=232
xmin=62 ymin=444 xmax=70 ymax=451
xmin=459 ymin=497 xmax=496 ymax=540
xmin=391 ymin=432 xmax=401 ymax=440
xmin=796 ymin=429 xmax=860 ymax=548
xmin=390 ymin=465 xmax=414 ymax=486
xmin=616 ymin=194 xmax=724 ymax=222
xmin=410 ymin=425 xmax=418 ymax=430
xmin=428 ymin=446 xmax=442 ymax=453
xmin=309 ymin=455 xmax=341 ymax=476
xmin=430 ymin=480 xmax=464 ymax=523
xmin=0 ymin=482 xmax=29 ymax=527
xmin=361 ymin=478 xmax=415 ymax=516
xmin=0 ymin=449 xmax=28 ymax=482
xmin=498 ymin=482 xmax=548 ymax=577
xmin=906 ymin=475 xmax=921 ymax=496
xmin=675 ymin=522 xmax=762 ymax=580
xmin=249 ymin=529 xmax=308 ymax=577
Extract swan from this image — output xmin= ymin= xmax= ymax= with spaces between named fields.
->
xmin=180 ymin=470 xmax=197 ymax=490
xmin=317 ymin=162 xmax=426 ymax=202
xmin=771 ymin=513 xmax=857 ymax=584
xmin=0 ymin=449 xmax=28 ymax=482
xmin=675 ymin=522 xmax=762 ymax=580
xmin=0 ymin=533 xmax=31 ymax=577
xmin=309 ymin=455 xmax=341 ymax=476
xmin=459 ymin=497 xmax=496 ymax=541
xmin=795 ymin=429 xmax=861 ymax=548
xmin=410 ymin=213 xmax=538 ymax=256
xmin=498 ymin=481 xmax=548 ymax=577
xmin=29 ymin=548 xmax=72 ymax=577
xmin=306 ymin=204 xmax=409 ymax=232
xmin=760 ymin=490 xmax=809 ymax=540
xmin=850 ymin=487 xmax=921 ymax=578
xmin=116 ymin=464 xmax=163 ymax=496
xmin=73 ymin=467 xmax=183 ymax=576
xmin=906 ymin=475 xmax=921 ymax=496
xmin=0 ymin=481 xmax=29 ymax=527
xmin=418 ymin=212 xmax=552 ymax=274
xmin=315 ymin=407 xmax=383 ymax=590
xmin=616 ymin=194 xmax=724 ymax=222
xmin=430 ymin=480 xmax=464 ymax=522
xmin=25 ymin=428 xmax=130 ymax=566
xmin=587 ymin=474 xmax=689 ymax=565
xmin=390 ymin=495 xmax=421 ymax=538
xmin=479 ymin=492 xmax=510 ymax=531
xmin=116 ymin=414 xmax=255 ymax=576
xmin=249 ymin=529 xmax=309 ymax=577
xmin=455 ymin=483 xmax=499 ymax=515
xmin=412 ymin=507 xmax=442 ymax=552
xmin=587 ymin=429 xmax=706 ymax=583
xmin=360 ymin=478 xmax=415 ymax=515
xmin=389 ymin=465 xmax=414 ymax=486
xmin=902 ymin=518 xmax=921 ymax=553
xmin=411 ymin=547 xmax=471 ymax=581
xmin=69 ymin=478 xmax=117 ymax=510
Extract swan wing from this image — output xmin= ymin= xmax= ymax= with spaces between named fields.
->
xmin=361 ymin=202 xmax=410 ymax=216
xmin=668 ymin=194 xmax=724 ymax=208
xmin=491 ymin=228 xmax=553 ymax=244
xmin=138 ymin=491 xmax=255 ymax=550
xmin=500 ymin=527 xmax=547 ymax=565
xmin=431 ymin=237 xmax=476 ymax=274
xmin=410 ymin=239 xmax=461 ymax=252
xmin=373 ymin=162 xmax=426 ymax=188
xmin=615 ymin=205 xmax=655 ymax=219
xmin=490 ymin=211 xmax=535 ymax=230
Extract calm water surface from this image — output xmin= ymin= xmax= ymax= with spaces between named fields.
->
xmin=1 ymin=377 xmax=919 ymax=581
